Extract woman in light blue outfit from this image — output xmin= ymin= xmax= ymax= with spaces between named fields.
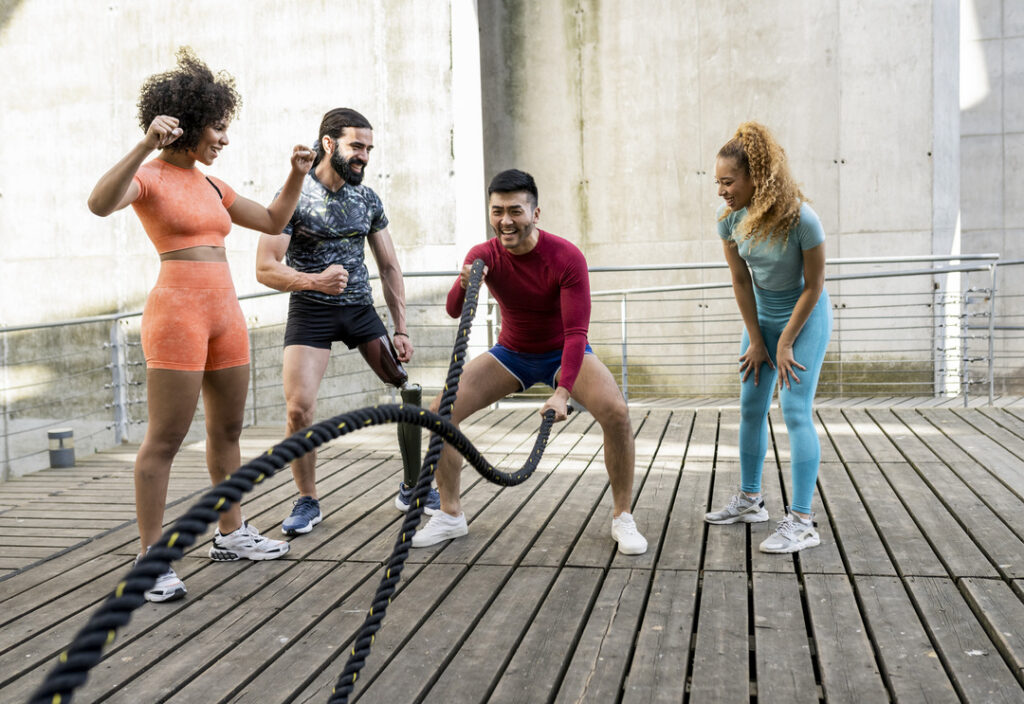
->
xmin=704 ymin=122 xmax=833 ymax=553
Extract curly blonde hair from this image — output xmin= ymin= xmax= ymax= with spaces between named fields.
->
xmin=717 ymin=122 xmax=806 ymax=248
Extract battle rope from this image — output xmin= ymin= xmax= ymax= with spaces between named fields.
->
xmin=29 ymin=260 xmax=557 ymax=704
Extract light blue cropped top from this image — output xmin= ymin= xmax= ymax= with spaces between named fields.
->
xmin=717 ymin=202 xmax=825 ymax=291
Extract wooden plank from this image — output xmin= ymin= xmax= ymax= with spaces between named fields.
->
xmin=907 ymin=576 xmax=1023 ymax=703
xmin=569 ymin=409 xmax=665 ymax=567
xmin=555 ymin=567 xmax=651 ymax=703
xmin=609 ymin=411 xmax=684 ymax=569
xmin=812 ymin=460 xmax=896 ymax=576
xmin=751 ymin=572 xmax=817 ymax=704
xmin=749 ymin=410 xmax=796 ymax=574
xmin=621 ymin=569 xmax=698 ymax=704
xmin=844 ymin=408 xmax=907 ymax=463
xmin=1 ymin=558 xmax=252 ymax=703
xmin=852 ymin=575 xmax=957 ymax=702
xmin=960 ymin=577 xmax=1024 ymax=687
xmin=817 ymin=408 xmax=874 ymax=464
xmin=977 ymin=407 xmax=1024 ymax=443
xmin=894 ymin=410 xmax=1024 ymax=544
xmin=803 ymin=574 xmax=888 ymax=703
xmin=875 ymin=461 xmax=998 ymax=578
xmin=658 ymin=411 xmax=711 ymax=571
xmin=689 ymin=570 xmax=748 ymax=703
xmin=919 ymin=409 xmax=1024 ymax=497
xmin=956 ymin=409 xmax=1024 ymax=463
xmin=0 ymin=558 xmax=244 ymax=696
xmin=422 ymin=566 xmax=559 ymax=704
xmin=355 ymin=565 xmax=516 ymax=703
xmin=87 ymin=560 xmax=303 ymax=704
xmin=486 ymin=566 xmax=605 ymax=704
xmin=228 ymin=560 xmax=428 ymax=704
xmin=843 ymin=462 xmax=946 ymax=577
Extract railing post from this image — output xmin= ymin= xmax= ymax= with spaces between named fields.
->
xmin=109 ymin=319 xmax=129 ymax=444
xmin=987 ymin=263 xmax=998 ymax=405
xmin=620 ymin=294 xmax=628 ymax=402
xmin=2 ymin=328 xmax=10 ymax=482
xmin=962 ymin=294 xmax=969 ymax=408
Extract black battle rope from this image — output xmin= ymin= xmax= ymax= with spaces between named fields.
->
xmin=29 ymin=259 xmax=559 ymax=704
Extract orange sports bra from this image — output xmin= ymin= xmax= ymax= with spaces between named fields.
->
xmin=131 ymin=159 xmax=237 ymax=254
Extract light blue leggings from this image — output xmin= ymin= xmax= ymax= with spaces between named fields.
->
xmin=739 ymin=287 xmax=832 ymax=515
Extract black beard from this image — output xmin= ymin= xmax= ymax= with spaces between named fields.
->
xmin=330 ymin=149 xmax=365 ymax=186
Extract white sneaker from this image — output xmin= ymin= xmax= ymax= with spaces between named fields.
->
xmin=759 ymin=512 xmax=820 ymax=553
xmin=611 ymin=512 xmax=648 ymax=555
xmin=133 ymin=553 xmax=186 ymax=603
xmin=210 ymin=522 xmax=290 ymax=561
xmin=411 ymin=511 xmax=468 ymax=548
xmin=705 ymin=492 xmax=769 ymax=525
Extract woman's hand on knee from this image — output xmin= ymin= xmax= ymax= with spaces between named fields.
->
xmin=776 ymin=343 xmax=806 ymax=390
xmin=739 ymin=341 xmax=774 ymax=386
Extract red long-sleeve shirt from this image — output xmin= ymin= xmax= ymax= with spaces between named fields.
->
xmin=446 ymin=229 xmax=591 ymax=392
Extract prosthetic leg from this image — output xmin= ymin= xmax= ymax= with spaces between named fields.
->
xmin=358 ymin=335 xmax=422 ymax=486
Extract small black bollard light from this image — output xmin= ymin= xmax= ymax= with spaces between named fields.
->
xmin=47 ymin=428 xmax=75 ymax=468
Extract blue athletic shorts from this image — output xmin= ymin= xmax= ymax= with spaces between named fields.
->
xmin=487 ymin=343 xmax=593 ymax=391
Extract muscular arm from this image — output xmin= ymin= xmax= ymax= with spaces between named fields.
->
xmin=724 ymin=240 xmax=774 ymax=385
xmin=367 ymin=227 xmax=407 ymax=334
xmin=255 ymin=233 xmax=348 ymax=294
xmin=553 ymin=259 xmax=591 ymax=394
xmin=88 ymin=116 xmax=183 ymax=215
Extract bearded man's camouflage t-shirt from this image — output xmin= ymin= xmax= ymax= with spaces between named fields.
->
xmin=283 ymin=171 xmax=389 ymax=306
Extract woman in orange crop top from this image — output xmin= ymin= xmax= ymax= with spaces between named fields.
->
xmin=89 ymin=49 xmax=314 ymax=602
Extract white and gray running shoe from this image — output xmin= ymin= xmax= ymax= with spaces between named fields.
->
xmin=759 ymin=512 xmax=820 ymax=553
xmin=705 ymin=492 xmax=769 ymax=525
xmin=210 ymin=522 xmax=290 ymax=561
xmin=133 ymin=554 xmax=186 ymax=603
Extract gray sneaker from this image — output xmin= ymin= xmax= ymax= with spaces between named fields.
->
xmin=705 ymin=492 xmax=769 ymax=525
xmin=759 ymin=512 xmax=820 ymax=553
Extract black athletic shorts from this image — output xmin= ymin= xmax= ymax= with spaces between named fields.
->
xmin=283 ymin=295 xmax=388 ymax=350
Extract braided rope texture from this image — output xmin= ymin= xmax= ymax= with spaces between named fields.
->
xmin=29 ymin=260 xmax=557 ymax=704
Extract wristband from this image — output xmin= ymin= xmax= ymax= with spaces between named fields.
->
xmin=394 ymin=332 xmax=409 ymax=338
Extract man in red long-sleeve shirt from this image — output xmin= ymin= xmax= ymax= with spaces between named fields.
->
xmin=412 ymin=169 xmax=647 ymax=555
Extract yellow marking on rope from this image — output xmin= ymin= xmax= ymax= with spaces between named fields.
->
xmin=306 ymin=431 xmax=313 ymax=438
xmin=386 ymin=569 xmax=391 ymax=578
xmin=255 ymin=473 xmax=265 ymax=483
xmin=168 ymin=532 xmax=180 ymax=548
xmin=266 ymin=449 xmax=273 ymax=455
xmin=214 ymin=497 xmax=225 ymax=510
xmin=106 ymin=630 xmax=116 ymax=645
xmin=352 ymin=673 xmax=358 ymax=683
xmin=364 ymin=419 xmax=372 ymax=425
xmin=59 ymin=650 xmax=68 ymax=663
xmin=51 ymin=696 xmax=61 ymax=704
xmin=338 ymin=422 xmax=346 ymax=428
xmin=115 ymin=581 xmax=127 ymax=598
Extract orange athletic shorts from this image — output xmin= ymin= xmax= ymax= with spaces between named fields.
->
xmin=141 ymin=261 xmax=250 ymax=371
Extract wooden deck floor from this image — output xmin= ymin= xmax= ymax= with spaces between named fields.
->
xmin=2 ymin=402 xmax=1024 ymax=703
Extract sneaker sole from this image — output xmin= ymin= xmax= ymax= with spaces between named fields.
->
xmin=759 ymin=536 xmax=821 ymax=554
xmin=705 ymin=510 xmax=770 ymax=525
xmin=410 ymin=526 xmax=468 ymax=548
xmin=282 ymin=513 xmax=323 ymax=536
xmin=615 ymin=541 xmax=648 ymax=555
xmin=145 ymin=585 xmax=186 ymax=603
xmin=209 ymin=544 xmax=291 ymax=561
xmin=395 ymin=497 xmax=440 ymax=516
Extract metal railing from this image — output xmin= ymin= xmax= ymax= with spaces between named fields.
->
xmin=2 ymin=254 xmax=1020 ymax=480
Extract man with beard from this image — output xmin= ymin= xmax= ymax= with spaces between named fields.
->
xmin=256 ymin=108 xmax=437 ymax=536
xmin=411 ymin=169 xmax=648 ymax=555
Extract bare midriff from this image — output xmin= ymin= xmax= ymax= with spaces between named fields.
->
xmin=160 ymin=246 xmax=228 ymax=262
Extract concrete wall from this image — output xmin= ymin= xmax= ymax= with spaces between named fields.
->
xmin=0 ymin=0 xmax=478 ymax=328
xmin=477 ymin=0 xmax=966 ymax=392
xmin=960 ymin=0 xmax=1024 ymax=392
